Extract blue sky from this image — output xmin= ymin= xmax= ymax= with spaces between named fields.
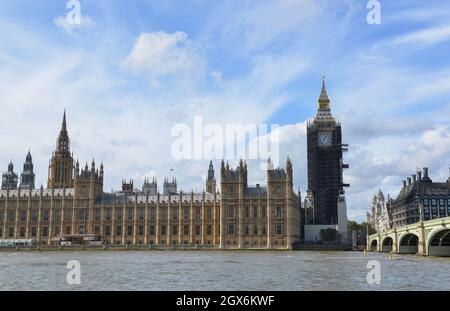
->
xmin=0 ymin=0 xmax=449 ymax=222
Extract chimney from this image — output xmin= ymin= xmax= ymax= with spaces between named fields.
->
xmin=412 ymin=174 xmax=416 ymax=184
xmin=403 ymin=180 xmax=406 ymax=188
xmin=418 ymin=171 xmax=422 ymax=181
xmin=407 ymin=177 xmax=411 ymax=186
xmin=423 ymin=167 xmax=429 ymax=179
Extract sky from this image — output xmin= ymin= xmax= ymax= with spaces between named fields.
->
xmin=0 ymin=0 xmax=449 ymax=222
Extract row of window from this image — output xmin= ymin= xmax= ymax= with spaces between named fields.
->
xmin=227 ymin=206 xmax=284 ymax=218
xmin=391 ymin=195 xmax=450 ymax=223
xmin=109 ymin=224 xmax=213 ymax=237
xmin=0 ymin=200 xmax=88 ymax=209
xmin=225 ymin=240 xmax=286 ymax=246
xmin=1 ymin=205 xmax=290 ymax=224
xmin=227 ymin=223 xmax=284 ymax=235
xmin=420 ymin=195 xmax=450 ymax=220
xmin=1 ymin=222 xmax=286 ymax=239
xmin=1 ymin=226 xmax=49 ymax=238
xmin=0 ymin=224 xmax=213 ymax=238
xmin=0 ymin=206 xmax=217 ymax=223
xmin=226 ymin=185 xmax=284 ymax=195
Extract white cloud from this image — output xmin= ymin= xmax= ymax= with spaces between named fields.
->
xmin=220 ymin=0 xmax=321 ymax=51
xmin=210 ymin=70 xmax=223 ymax=84
xmin=121 ymin=31 xmax=204 ymax=82
xmin=54 ymin=15 xmax=95 ymax=34
xmin=248 ymin=119 xmax=450 ymax=222
xmin=385 ymin=5 xmax=450 ymax=23
xmin=409 ymin=73 xmax=450 ymax=99
xmin=330 ymin=58 xmax=450 ymax=220
xmin=0 ymin=19 xmax=310 ymax=204
xmin=2 ymin=1 xmax=449 ymax=225
xmin=341 ymin=124 xmax=450 ymax=221
xmin=389 ymin=25 xmax=450 ymax=46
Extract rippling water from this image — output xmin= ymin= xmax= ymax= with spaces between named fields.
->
xmin=0 ymin=251 xmax=449 ymax=291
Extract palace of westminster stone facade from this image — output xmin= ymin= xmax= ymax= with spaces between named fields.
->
xmin=0 ymin=112 xmax=302 ymax=249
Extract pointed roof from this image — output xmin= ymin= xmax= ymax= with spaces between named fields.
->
xmin=318 ymin=76 xmax=330 ymax=103
xmin=62 ymin=109 xmax=67 ymax=131
xmin=8 ymin=161 xmax=14 ymax=172
xmin=267 ymin=157 xmax=274 ymax=170
xmin=56 ymin=110 xmax=70 ymax=153
xmin=312 ymin=77 xmax=336 ymax=125
xmin=26 ymin=149 xmax=32 ymax=161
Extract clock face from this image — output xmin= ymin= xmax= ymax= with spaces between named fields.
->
xmin=318 ymin=132 xmax=332 ymax=146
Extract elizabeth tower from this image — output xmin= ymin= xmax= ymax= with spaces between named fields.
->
xmin=307 ymin=79 xmax=349 ymax=225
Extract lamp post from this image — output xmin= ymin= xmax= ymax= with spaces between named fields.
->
xmin=366 ymin=212 xmax=370 ymax=251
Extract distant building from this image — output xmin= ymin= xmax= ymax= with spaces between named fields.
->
xmin=163 ymin=177 xmax=177 ymax=195
xmin=218 ymin=157 xmax=301 ymax=248
xmin=142 ymin=177 xmax=157 ymax=195
xmin=121 ymin=179 xmax=133 ymax=194
xmin=0 ymin=111 xmax=302 ymax=249
xmin=304 ymin=78 xmax=349 ymax=242
xmin=205 ymin=160 xmax=216 ymax=194
xmin=1 ymin=162 xmax=18 ymax=190
xmin=20 ymin=151 xmax=35 ymax=190
xmin=370 ymin=168 xmax=450 ymax=232
xmin=369 ymin=190 xmax=392 ymax=233
xmin=389 ymin=168 xmax=450 ymax=228
xmin=47 ymin=111 xmax=74 ymax=189
xmin=306 ymin=78 xmax=349 ymax=226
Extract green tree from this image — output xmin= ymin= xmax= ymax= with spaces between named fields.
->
xmin=320 ymin=228 xmax=339 ymax=241
xmin=347 ymin=220 xmax=374 ymax=234
xmin=347 ymin=220 xmax=360 ymax=233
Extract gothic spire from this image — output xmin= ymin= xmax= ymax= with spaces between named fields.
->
xmin=20 ymin=149 xmax=35 ymax=190
xmin=56 ymin=110 xmax=70 ymax=153
xmin=62 ymin=109 xmax=67 ymax=132
xmin=208 ymin=160 xmax=214 ymax=180
xmin=318 ymin=76 xmax=330 ymax=110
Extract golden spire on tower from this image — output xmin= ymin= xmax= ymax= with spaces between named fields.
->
xmin=318 ymin=75 xmax=330 ymax=110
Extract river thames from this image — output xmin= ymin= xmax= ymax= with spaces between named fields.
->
xmin=0 ymin=251 xmax=449 ymax=291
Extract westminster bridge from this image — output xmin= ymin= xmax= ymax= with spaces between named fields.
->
xmin=367 ymin=216 xmax=450 ymax=256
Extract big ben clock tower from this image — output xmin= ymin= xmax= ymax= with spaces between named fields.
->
xmin=307 ymin=78 xmax=349 ymax=226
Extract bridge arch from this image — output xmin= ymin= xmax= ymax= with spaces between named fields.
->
xmin=398 ymin=233 xmax=418 ymax=254
xmin=381 ymin=236 xmax=393 ymax=253
xmin=370 ymin=239 xmax=378 ymax=251
xmin=427 ymin=229 xmax=450 ymax=257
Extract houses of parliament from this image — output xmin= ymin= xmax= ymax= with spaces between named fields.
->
xmin=0 ymin=112 xmax=302 ymax=249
